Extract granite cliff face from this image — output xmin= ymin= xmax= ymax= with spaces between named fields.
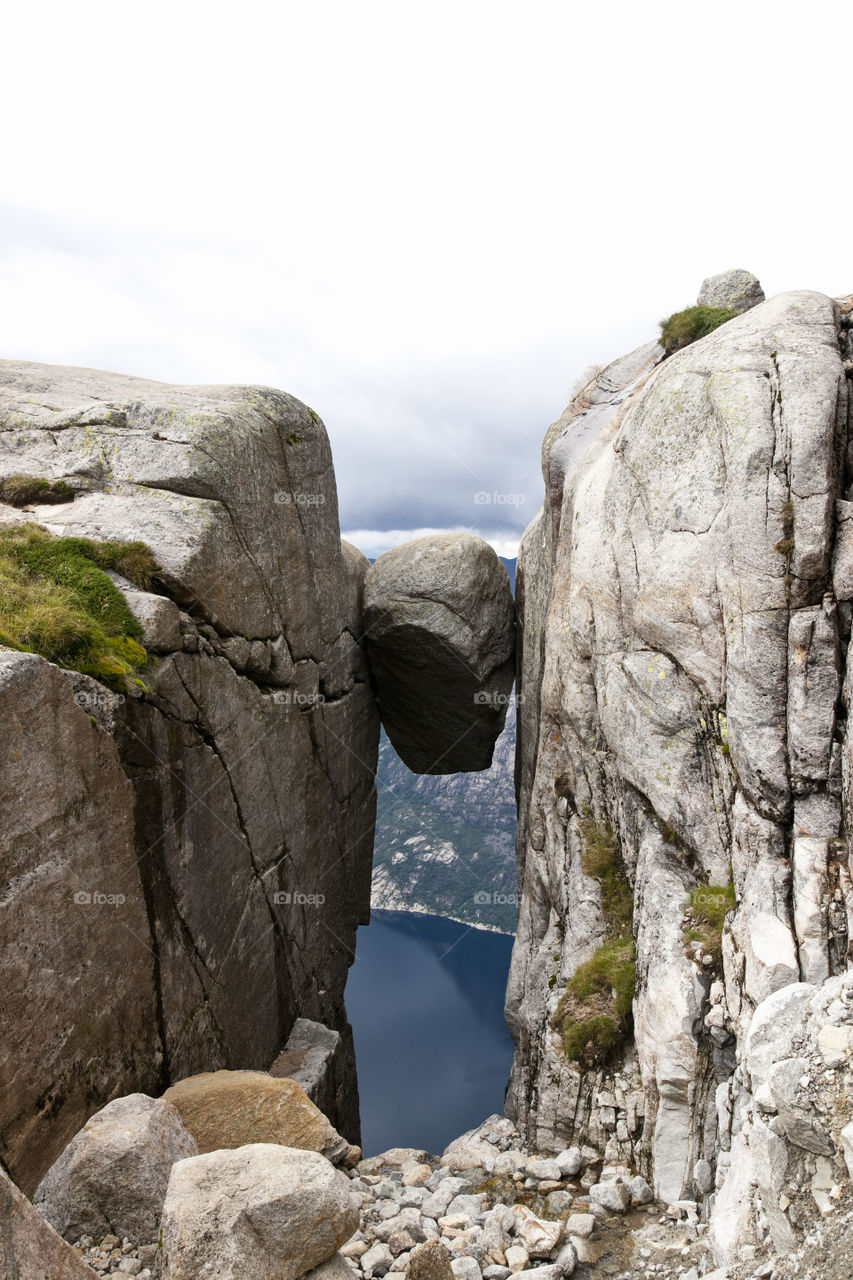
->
xmin=0 ymin=361 xmax=517 ymax=1201
xmin=506 ymin=287 xmax=853 ymax=1260
xmin=0 ymin=361 xmax=379 ymax=1192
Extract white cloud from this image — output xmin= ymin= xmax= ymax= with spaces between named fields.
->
xmin=1 ymin=1 xmax=850 ymax=541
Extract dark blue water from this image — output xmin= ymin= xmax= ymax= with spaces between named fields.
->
xmin=346 ymin=909 xmax=515 ymax=1156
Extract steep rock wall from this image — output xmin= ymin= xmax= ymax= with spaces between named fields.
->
xmin=506 ymin=292 xmax=853 ymax=1256
xmin=0 ymin=361 xmax=379 ymax=1192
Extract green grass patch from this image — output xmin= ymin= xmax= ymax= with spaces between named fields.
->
xmin=553 ymin=819 xmax=636 ymax=1067
xmin=579 ymin=818 xmax=633 ymax=932
xmin=0 ymin=474 xmax=75 ymax=506
xmin=0 ymin=524 xmax=157 ymax=690
xmin=682 ymin=882 xmax=736 ymax=965
xmin=555 ymin=934 xmax=636 ymax=1067
xmin=659 ymin=306 xmax=737 ymax=355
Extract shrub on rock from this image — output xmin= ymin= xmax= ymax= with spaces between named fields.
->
xmin=659 ymin=305 xmax=737 ymax=355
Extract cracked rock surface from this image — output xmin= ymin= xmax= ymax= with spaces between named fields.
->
xmin=0 ymin=360 xmax=380 ymax=1192
xmin=506 ymin=290 xmax=853 ymax=1263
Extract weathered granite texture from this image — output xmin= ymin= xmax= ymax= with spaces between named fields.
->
xmin=0 ymin=361 xmax=379 ymax=1191
xmin=505 ymin=291 xmax=853 ymax=1258
xmin=363 ymin=533 xmax=515 ymax=774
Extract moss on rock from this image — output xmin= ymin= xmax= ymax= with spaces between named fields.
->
xmin=553 ymin=819 xmax=636 ymax=1067
xmin=659 ymin=305 xmax=737 ymax=355
xmin=0 ymin=523 xmax=157 ymax=690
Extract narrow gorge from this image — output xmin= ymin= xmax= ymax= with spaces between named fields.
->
xmin=3 ymin=273 xmax=853 ymax=1280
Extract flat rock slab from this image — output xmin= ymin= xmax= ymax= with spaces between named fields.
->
xmin=364 ymin=533 xmax=515 ymax=773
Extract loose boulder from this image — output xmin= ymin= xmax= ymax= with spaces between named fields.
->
xmin=363 ymin=533 xmax=515 ymax=773
xmin=162 ymin=1070 xmax=360 ymax=1167
xmin=696 ymin=268 xmax=765 ymax=313
xmin=33 ymin=1093 xmax=198 ymax=1243
xmin=159 ymin=1144 xmax=359 ymax=1280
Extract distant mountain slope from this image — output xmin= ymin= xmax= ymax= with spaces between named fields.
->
xmin=370 ymin=554 xmax=519 ymax=934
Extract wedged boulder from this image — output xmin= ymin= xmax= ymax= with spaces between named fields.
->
xmin=159 ymin=1144 xmax=359 ymax=1280
xmin=33 ymin=1093 xmax=198 ymax=1243
xmin=162 ymin=1070 xmax=360 ymax=1167
xmin=0 ymin=1167 xmax=98 ymax=1280
xmin=363 ymin=533 xmax=515 ymax=773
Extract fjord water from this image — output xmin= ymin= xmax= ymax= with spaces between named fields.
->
xmin=346 ymin=910 xmax=515 ymax=1156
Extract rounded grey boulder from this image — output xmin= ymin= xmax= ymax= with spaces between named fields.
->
xmin=363 ymin=533 xmax=515 ymax=774
xmin=696 ymin=268 xmax=765 ymax=314
xmin=33 ymin=1093 xmax=198 ymax=1243
xmin=159 ymin=1144 xmax=359 ymax=1280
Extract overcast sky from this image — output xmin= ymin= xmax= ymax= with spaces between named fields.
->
xmin=2 ymin=2 xmax=850 ymax=557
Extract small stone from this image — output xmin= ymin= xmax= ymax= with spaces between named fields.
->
xmin=627 ymin=1175 xmax=654 ymax=1206
xmin=555 ymin=1148 xmax=583 ymax=1178
xmin=589 ymin=1180 xmax=630 ymax=1214
xmin=525 ymin=1159 xmax=563 ymax=1182
xmin=407 ymin=1240 xmax=455 ymax=1280
xmin=504 ymin=1245 xmax=528 ymax=1273
xmin=117 ymin=1261 xmax=142 ymax=1276
xmin=389 ymin=1231 xmax=418 ymax=1257
xmin=363 ymin=1243 xmax=394 ymax=1277
xmin=450 ymin=1259 xmax=482 ymax=1280
xmin=545 ymin=1191 xmax=572 ymax=1215
xmin=438 ymin=1214 xmax=472 ymax=1231
xmin=551 ymin=1241 xmax=577 ymax=1277
xmin=563 ymin=1214 xmax=594 ymax=1239
xmin=446 ymin=1195 xmax=483 ymax=1220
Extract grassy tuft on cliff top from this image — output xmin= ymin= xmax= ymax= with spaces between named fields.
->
xmin=0 ymin=523 xmax=158 ymax=691
xmin=659 ymin=305 xmax=737 ymax=355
